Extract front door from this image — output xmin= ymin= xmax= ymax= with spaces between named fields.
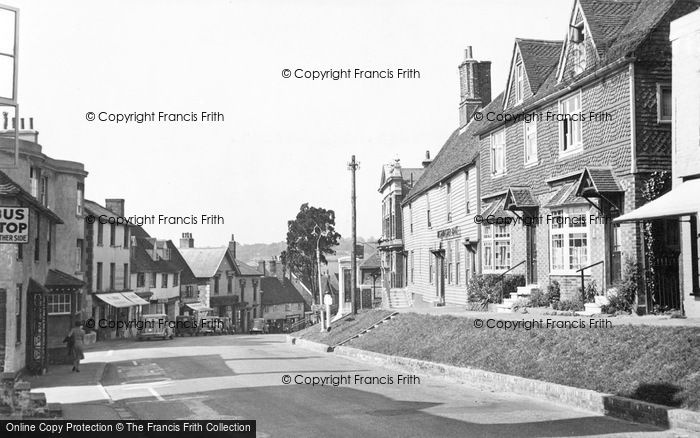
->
xmin=435 ymin=254 xmax=445 ymax=305
xmin=526 ymin=225 xmax=538 ymax=284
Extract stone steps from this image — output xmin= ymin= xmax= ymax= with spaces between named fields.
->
xmin=496 ymin=284 xmax=540 ymax=313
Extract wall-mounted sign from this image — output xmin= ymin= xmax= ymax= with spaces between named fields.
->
xmin=437 ymin=225 xmax=460 ymax=240
xmin=0 ymin=207 xmax=29 ymax=243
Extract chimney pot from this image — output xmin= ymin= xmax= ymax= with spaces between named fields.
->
xmin=422 ymin=150 xmax=432 ymax=168
xmin=229 ymin=235 xmax=237 ymax=259
xmin=180 ymin=233 xmax=194 ymax=249
xmin=465 ymin=46 xmax=473 ymax=60
xmin=29 ymin=118 xmax=34 ymax=129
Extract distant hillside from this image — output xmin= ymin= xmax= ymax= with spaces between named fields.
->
xmin=235 ymin=237 xmax=378 ymax=264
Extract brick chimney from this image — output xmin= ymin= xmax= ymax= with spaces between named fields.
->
xmin=105 ymin=199 xmax=125 ymax=217
xmin=422 ymin=150 xmax=432 ymax=168
xmin=229 ymin=234 xmax=237 ymax=259
xmin=458 ymin=46 xmax=491 ymax=128
xmin=257 ymin=260 xmax=267 ymax=276
xmin=180 ymin=232 xmax=194 ymax=249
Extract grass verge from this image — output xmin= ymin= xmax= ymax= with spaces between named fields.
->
xmin=347 ymin=313 xmax=700 ymax=411
xmin=294 ymin=309 xmax=395 ymax=346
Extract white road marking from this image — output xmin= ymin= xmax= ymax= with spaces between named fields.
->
xmin=132 ymin=360 xmax=138 ymax=366
xmin=148 ymin=387 xmax=165 ymax=401
xmin=98 ymin=384 xmax=113 ymax=404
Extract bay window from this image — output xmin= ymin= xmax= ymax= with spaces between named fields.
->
xmin=549 ymin=208 xmax=589 ymax=273
xmin=483 ymin=224 xmax=511 ymax=272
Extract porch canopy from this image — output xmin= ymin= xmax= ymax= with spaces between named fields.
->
xmin=614 ymin=178 xmax=700 ymax=223
xmin=186 ymin=302 xmax=213 ymax=312
xmin=95 ymin=292 xmax=148 ymax=308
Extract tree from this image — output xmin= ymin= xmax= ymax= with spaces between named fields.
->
xmin=281 ymin=203 xmax=342 ymax=298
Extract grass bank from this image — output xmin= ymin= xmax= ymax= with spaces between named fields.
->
xmin=294 ymin=309 xmax=395 ymax=346
xmin=347 ymin=313 xmax=700 ymax=411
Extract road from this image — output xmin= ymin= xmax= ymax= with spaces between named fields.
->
xmin=30 ymin=334 xmax=686 ymax=437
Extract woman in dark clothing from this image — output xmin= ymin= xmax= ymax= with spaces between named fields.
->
xmin=66 ymin=321 xmax=85 ymax=372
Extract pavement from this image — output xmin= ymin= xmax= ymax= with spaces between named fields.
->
xmin=398 ymin=304 xmax=700 ymax=327
xmin=22 ymin=333 xmax=694 ymax=437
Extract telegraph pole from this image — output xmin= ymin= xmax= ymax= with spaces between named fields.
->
xmin=348 ymin=155 xmax=359 ymax=314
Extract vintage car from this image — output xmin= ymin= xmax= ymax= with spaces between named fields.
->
xmin=249 ymin=318 xmax=268 ymax=334
xmin=174 ymin=315 xmax=197 ymax=337
xmin=136 ymin=314 xmax=173 ymax=341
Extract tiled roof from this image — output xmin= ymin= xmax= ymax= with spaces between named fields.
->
xmin=261 ymin=276 xmax=307 ymax=305
xmin=131 ymin=237 xmax=181 ymax=273
xmin=167 ymin=241 xmax=198 ymax=285
xmin=84 ymin=199 xmax=123 ymax=221
xmin=478 ymin=0 xmax=685 ymax=136
xmin=504 ymin=187 xmax=539 ymax=209
xmin=545 ymin=182 xmax=590 ymax=207
xmin=0 ymin=170 xmax=63 ymax=223
xmin=517 ymin=39 xmax=563 ymax=94
xmin=360 ymin=252 xmax=381 ymax=270
xmin=237 ymin=260 xmax=263 ymax=276
xmin=178 ymin=247 xmax=229 ymax=278
xmin=481 ymin=197 xmax=513 ymax=219
xmin=45 ymin=269 xmax=84 ymax=288
xmin=576 ymin=167 xmax=623 ymax=196
xmin=400 ymin=168 xmax=424 ymax=188
xmin=404 ymin=93 xmax=505 ymax=204
xmin=130 ymin=225 xmax=151 ymax=238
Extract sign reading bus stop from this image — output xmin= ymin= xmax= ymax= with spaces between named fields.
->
xmin=0 ymin=207 xmax=29 ymax=243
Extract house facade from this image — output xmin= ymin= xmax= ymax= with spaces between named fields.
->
xmin=1 ymin=124 xmax=87 ymax=370
xmin=0 ymin=170 xmax=64 ymax=374
xmin=130 ymin=226 xmax=182 ymax=320
xmin=260 ymin=262 xmax=308 ymax=332
xmin=617 ymin=9 xmax=700 ymax=318
xmin=85 ymin=199 xmax=147 ymax=339
xmin=400 ymin=47 xmax=490 ymax=307
xmin=178 ymin=234 xmax=263 ymax=333
xmin=475 ymin=0 xmax=700 ymax=311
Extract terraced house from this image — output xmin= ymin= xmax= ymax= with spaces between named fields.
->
xmin=475 ymin=0 xmax=700 ymax=312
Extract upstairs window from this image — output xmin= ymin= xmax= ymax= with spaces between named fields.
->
xmin=161 ymin=273 xmax=168 ymax=288
xmin=136 ymin=273 xmax=145 ymax=288
xmin=490 ymin=129 xmax=506 ymax=175
xmin=446 ymin=182 xmax=452 ymax=222
xmin=560 ymin=92 xmax=582 ymax=153
xmin=149 ymin=272 xmax=156 ymax=288
xmin=109 ymin=223 xmax=116 ymax=246
xmin=570 ymin=22 xmax=587 ymax=75
xmin=426 ymin=192 xmax=432 ymax=228
xmin=464 ymin=170 xmax=471 ymax=214
xmin=524 ymin=121 xmax=538 ymax=164
xmin=515 ymin=62 xmax=524 ymax=104
xmin=76 ymin=183 xmax=84 ymax=215
xmin=657 ymin=84 xmax=672 ymax=123
xmin=29 ymin=167 xmax=39 ymax=198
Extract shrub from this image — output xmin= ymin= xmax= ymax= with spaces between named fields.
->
xmin=528 ymin=288 xmax=549 ymax=307
xmin=552 ymin=297 xmax=584 ymax=311
xmin=584 ymin=280 xmax=599 ymax=303
xmin=511 ymin=297 xmax=531 ymax=311
xmin=547 ymin=280 xmax=561 ymax=304
xmin=467 ymin=274 xmax=526 ymax=305
xmin=610 ymin=257 xmax=640 ymax=312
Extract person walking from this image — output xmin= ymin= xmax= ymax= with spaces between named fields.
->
xmin=67 ymin=321 xmax=85 ymax=372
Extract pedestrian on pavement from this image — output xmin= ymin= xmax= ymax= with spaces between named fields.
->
xmin=67 ymin=320 xmax=85 ymax=372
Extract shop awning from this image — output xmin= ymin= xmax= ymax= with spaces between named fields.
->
xmin=95 ymin=292 xmax=148 ymax=308
xmin=186 ymin=302 xmax=213 ymax=312
xmin=615 ymin=179 xmax=700 ymax=222
xmin=122 ymin=292 xmax=150 ymax=306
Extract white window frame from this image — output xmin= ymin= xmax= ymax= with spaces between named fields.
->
xmin=657 ymin=83 xmax=672 ymax=123
xmin=464 ymin=170 xmax=470 ymax=214
xmin=490 ymin=129 xmax=506 ymax=176
xmin=446 ymin=182 xmax=452 ymax=222
xmin=47 ymin=293 xmax=71 ymax=315
xmin=515 ymin=62 xmax=524 ymax=104
xmin=482 ymin=224 xmax=511 ymax=273
xmin=559 ymin=91 xmax=583 ymax=155
xmin=549 ymin=207 xmax=590 ymax=274
xmin=524 ymin=120 xmax=538 ymax=165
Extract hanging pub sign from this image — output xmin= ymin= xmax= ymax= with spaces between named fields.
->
xmin=0 ymin=207 xmax=29 ymax=243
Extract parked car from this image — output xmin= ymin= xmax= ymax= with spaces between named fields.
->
xmin=249 ymin=318 xmax=268 ymax=334
xmin=174 ymin=315 xmax=197 ymax=337
xmin=137 ymin=314 xmax=173 ymax=341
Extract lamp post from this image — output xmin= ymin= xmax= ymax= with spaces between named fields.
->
xmin=239 ymin=278 xmax=247 ymax=332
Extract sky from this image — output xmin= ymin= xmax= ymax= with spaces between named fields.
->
xmin=5 ymin=0 xmax=572 ymax=246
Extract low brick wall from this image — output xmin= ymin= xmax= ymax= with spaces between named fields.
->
xmin=286 ymin=335 xmax=334 ymax=353
xmin=298 ymin=342 xmax=700 ymax=433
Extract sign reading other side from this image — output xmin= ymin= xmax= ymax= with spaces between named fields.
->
xmin=0 ymin=207 xmax=29 ymax=243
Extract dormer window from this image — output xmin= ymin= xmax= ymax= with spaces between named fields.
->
xmin=569 ymin=23 xmax=584 ymax=44
xmin=515 ymin=62 xmax=524 ymax=104
xmin=570 ymin=23 xmax=586 ymax=75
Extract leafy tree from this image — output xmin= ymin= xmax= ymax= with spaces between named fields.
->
xmin=281 ymin=203 xmax=342 ymax=297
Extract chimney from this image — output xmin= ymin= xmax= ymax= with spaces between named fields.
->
xmin=458 ymin=46 xmax=491 ymax=128
xmin=422 ymin=150 xmax=432 ymax=168
xmin=180 ymin=232 xmax=194 ymax=249
xmin=229 ymin=234 xmax=237 ymax=259
xmin=269 ymin=257 xmax=278 ymax=278
xmin=105 ymin=198 xmax=125 ymax=217
xmin=258 ymin=260 xmax=267 ymax=276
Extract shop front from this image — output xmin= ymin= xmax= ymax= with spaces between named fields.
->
xmin=93 ymin=292 xmax=149 ymax=339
